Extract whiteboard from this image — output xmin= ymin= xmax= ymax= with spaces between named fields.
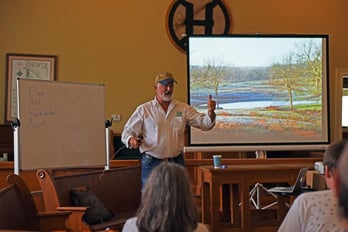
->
xmin=17 ymin=79 xmax=106 ymax=170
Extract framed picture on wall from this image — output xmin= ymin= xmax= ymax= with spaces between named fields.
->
xmin=5 ymin=53 xmax=57 ymax=122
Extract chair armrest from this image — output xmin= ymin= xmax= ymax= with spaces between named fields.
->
xmin=56 ymin=206 xmax=90 ymax=231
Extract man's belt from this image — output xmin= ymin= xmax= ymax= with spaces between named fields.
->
xmin=143 ymin=153 xmax=183 ymax=162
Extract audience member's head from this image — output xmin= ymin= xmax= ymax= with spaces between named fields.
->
xmin=335 ymin=141 xmax=348 ymax=226
xmin=135 ymin=162 xmax=199 ymax=232
xmin=323 ymin=139 xmax=348 ymax=189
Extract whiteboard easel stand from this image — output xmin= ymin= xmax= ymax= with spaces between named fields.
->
xmin=12 ymin=118 xmax=20 ymax=175
xmin=105 ymin=119 xmax=113 ymax=170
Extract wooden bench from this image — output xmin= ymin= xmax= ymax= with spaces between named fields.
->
xmin=0 ymin=173 xmax=71 ymax=231
xmin=37 ymin=166 xmax=141 ymax=231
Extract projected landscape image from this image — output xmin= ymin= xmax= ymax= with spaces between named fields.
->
xmin=188 ymin=36 xmax=329 ymax=145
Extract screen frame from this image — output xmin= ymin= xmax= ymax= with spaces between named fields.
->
xmin=185 ymin=34 xmax=330 ymax=152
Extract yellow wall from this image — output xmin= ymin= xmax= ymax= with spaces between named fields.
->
xmin=0 ymin=0 xmax=347 ymax=141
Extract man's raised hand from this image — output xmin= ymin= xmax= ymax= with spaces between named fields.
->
xmin=208 ymin=94 xmax=216 ymax=111
xmin=207 ymin=94 xmax=216 ymax=121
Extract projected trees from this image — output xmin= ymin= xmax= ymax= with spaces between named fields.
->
xmin=269 ymin=40 xmax=322 ymax=110
xmin=190 ymin=59 xmax=226 ymax=109
xmin=297 ymin=40 xmax=323 ymax=92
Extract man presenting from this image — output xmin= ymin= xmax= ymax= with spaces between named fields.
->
xmin=121 ymin=71 xmax=216 ymax=186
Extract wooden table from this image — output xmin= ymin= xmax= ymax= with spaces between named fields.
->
xmin=200 ymin=164 xmax=306 ymax=232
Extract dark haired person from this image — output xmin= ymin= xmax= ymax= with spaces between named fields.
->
xmin=122 ymin=162 xmax=209 ymax=232
xmin=334 ymin=142 xmax=348 ymax=231
xmin=121 ymin=71 xmax=216 ymax=186
xmin=278 ymin=140 xmax=347 ymax=232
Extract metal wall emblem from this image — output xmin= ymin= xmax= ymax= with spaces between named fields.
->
xmin=166 ymin=0 xmax=232 ymax=53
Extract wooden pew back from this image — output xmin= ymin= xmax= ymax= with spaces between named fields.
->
xmin=0 ymin=183 xmax=35 ymax=230
xmin=0 ymin=173 xmax=70 ymax=231
xmin=37 ymin=165 xmax=141 ymax=231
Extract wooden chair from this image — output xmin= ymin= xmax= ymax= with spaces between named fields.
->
xmin=0 ymin=173 xmax=71 ymax=231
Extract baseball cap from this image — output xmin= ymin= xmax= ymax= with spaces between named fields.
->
xmin=154 ymin=72 xmax=178 ymax=85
